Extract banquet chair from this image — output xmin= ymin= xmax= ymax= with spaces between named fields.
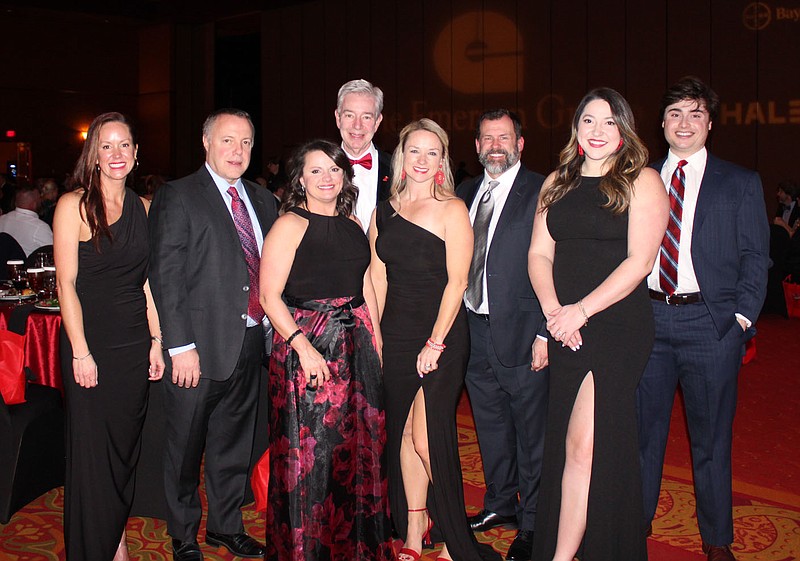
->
xmin=0 ymin=369 xmax=65 ymax=524
xmin=0 ymin=233 xmax=25 ymax=281
xmin=24 ymin=244 xmax=54 ymax=269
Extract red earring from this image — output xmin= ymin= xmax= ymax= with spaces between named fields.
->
xmin=434 ymin=169 xmax=445 ymax=186
xmin=617 ymin=138 xmax=624 ymax=150
xmin=401 ymin=170 xmax=406 ymax=180
xmin=578 ymin=145 xmax=584 ymax=156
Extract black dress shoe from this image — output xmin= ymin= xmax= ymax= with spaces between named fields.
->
xmin=702 ymin=542 xmax=737 ymax=561
xmin=206 ymin=532 xmax=265 ymax=558
xmin=468 ymin=509 xmax=518 ymax=532
xmin=172 ymin=539 xmax=204 ymax=561
xmin=505 ymin=530 xmax=533 ymax=561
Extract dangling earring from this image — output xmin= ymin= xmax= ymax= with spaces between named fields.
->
xmin=95 ymin=163 xmax=101 ymax=173
xmin=401 ymin=170 xmax=406 ymax=180
xmin=133 ymin=158 xmax=139 ymax=171
xmin=434 ymin=166 xmax=445 ymax=186
xmin=578 ymin=145 xmax=584 ymax=156
xmin=617 ymin=139 xmax=624 ymax=150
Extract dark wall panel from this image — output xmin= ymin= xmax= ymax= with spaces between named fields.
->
xmin=1 ymin=0 xmax=797 ymax=205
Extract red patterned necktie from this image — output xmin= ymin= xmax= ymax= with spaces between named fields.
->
xmin=227 ymin=186 xmax=264 ymax=322
xmin=349 ymin=153 xmax=373 ymax=170
xmin=659 ymin=160 xmax=688 ymax=295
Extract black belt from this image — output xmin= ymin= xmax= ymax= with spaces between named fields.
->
xmin=649 ymin=289 xmax=703 ymax=305
xmin=468 ymin=310 xmax=490 ymax=322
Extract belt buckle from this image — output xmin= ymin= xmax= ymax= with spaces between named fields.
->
xmin=664 ymin=293 xmax=673 ymax=305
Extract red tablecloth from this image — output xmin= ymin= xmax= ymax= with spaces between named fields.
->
xmin=0 ymin=303 xmax=62 ymax=392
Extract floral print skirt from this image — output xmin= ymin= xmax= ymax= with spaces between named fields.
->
xmin=265 ymin=296 xmax=394 ymax=561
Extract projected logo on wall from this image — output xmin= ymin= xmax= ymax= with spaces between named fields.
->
xmin=743 ymin=2 xmax=800 ymax=29
xmin=744 ymin=2 xmax=772 ymax=29
xmin=433 ymin=11 xmax=523 ymax=94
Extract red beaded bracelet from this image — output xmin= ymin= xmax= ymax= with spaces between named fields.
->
xmin=425 ymin=338 xmax=446 ymax=352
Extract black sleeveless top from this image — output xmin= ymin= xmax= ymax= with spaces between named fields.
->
xmin=283 ymin=207 xmax=370 ymax=301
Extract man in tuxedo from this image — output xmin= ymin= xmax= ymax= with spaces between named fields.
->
xmin=457 ymin=109 xmax=548 ymax=561
xmin=334 ymin=78 xmax=391 ymax=230
xmin=637 ymin=77 xmax=769 ymax=561
xmin=149 ymin=108 xmax=278 ymax=561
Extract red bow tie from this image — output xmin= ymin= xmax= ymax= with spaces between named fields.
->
xmin=349 ymin=153 xmax=373 ymax=170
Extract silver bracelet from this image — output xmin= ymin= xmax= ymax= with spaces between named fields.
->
xmin=73 ymin=351 xmax=92 ymax=360
xmin=577 ymin=299 xmax=589 ymax=326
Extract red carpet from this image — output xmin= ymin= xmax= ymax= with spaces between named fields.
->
xmin=1 ymin=315 xmax=797 ymax=560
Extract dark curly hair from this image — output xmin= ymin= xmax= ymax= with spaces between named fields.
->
xmin=283 ymin=140 xmax=357 ymax=217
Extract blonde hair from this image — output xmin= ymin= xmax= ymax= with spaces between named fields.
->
xmin=390 ymin=118 xmax=454 ymax=205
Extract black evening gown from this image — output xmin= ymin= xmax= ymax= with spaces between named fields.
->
xmin=61 ymin=189 xmax=151 ymax=561
xmin=266 ymin=208 xmax=393 ymax=561
xmin=532 ymin=176 xmax=653 ymax=561
xmin=376 ymin=201 xmax=501 ymax=561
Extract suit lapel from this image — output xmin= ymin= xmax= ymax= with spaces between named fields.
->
xmin=462 ymin=175 xmax=482 ymax=209
xmin=196 ymin=167 xmax=244 ymax=247
xmin=493 ymin=167 xmax=526 ymax=236
xmin=243 ymin=181 xmax=272 ymax=234
xmin=692 ymin=154 xmax=722 ymax=235
xmin=376 ymin=152 xmax=392 ymax=202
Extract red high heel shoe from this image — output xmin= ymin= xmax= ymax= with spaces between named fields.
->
xmin=398 ymin=508 xmax=433 ymax=561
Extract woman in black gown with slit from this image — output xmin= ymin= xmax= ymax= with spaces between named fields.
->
xmin=54 ymin=112 xmax=164 ymax=561
xmin=260 ymin=140 xmax=393 ymax=560
xmin=527 ymin=89 xmax=668 ymax=561
xmin=369 ymin=119 xmax=501 ymax=561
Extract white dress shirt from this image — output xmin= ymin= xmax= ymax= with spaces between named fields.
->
xmin=0 ymin=207 xmax=53 ymax=256
xmin=345 ymin=143 xmax=379 ymax=232
xmin=465 ymin=161 xmax=520 ymax=315
xmin=647 ymin=148 xmax=706 ymax=295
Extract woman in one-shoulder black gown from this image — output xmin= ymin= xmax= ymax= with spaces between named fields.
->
xmin=370 ymin=119 xmax=501 ymax=561
xmin=260 ymin=140 xmax=393 ymax=560
xmin=55 ymin=112 xmax=164 ymax=561
xmin=528 ymin=90 xmax=668 ymax=561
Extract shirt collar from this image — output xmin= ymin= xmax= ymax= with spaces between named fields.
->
xmin=342 ymin=142 xmax=377 ymax=161
xmin=482 ymin=160 xmax=521 ymax=191
xmin=666 ymin=146 xmax=707 ymax=173
xmin=205 ymin=162 xmax=243 ymax=193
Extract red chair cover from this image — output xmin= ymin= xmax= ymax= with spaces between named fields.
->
xmin=0 ymin=330 xmax=26 ymax=404
xmin=251 ymin=448 xmax=270 ymax=513
xmin=783 ymin=276 xmax=800 ymax=319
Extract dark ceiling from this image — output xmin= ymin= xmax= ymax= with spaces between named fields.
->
xmin=1 ymin=0 xmax=308 ymax=24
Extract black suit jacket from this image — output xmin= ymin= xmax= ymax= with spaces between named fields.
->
xmin=375 ymin=148 xmax=392 ymax=202
xmin=651 ymin=154 xmax=769 ymax=338
xmin=457 ymin=165 xmax=547 ymax=367
xmin=148 ymin=166 xmax=278 ymax=380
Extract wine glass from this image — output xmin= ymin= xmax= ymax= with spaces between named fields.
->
xmin=11 ymin=268 xmax=28 ymax=305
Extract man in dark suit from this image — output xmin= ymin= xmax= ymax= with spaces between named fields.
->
xmin=457 ymin=109 xmax=548 ymax=561
xmin=637 ymin=78 xmax=769 ymax=561
xmin=334 ymin=79 xmax=391 ymax=230
xmin=149 ymin=108 xmax=278 ymax=561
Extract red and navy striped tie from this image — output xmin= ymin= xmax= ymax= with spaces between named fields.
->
xmin=659 ymin=160 xmax=688 ymax=295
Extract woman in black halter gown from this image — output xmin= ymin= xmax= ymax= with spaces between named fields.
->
xmin=369 ymin=119 xmax=501 ymax=561
xmin=260 ymin=140 xmax=393 ymax=560
xmin=528 ymin=89 xmax=668 ymax=561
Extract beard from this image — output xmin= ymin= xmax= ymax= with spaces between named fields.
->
xmin=478 ymin=147 xmax=521 ymax=176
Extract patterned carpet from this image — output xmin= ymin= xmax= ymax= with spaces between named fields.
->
xmin=1 ymin=316 xmax=797 ymax=560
